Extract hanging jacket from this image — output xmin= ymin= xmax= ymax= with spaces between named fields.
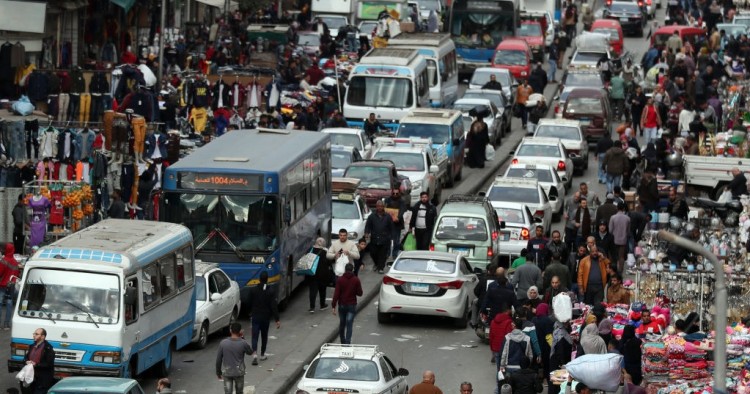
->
xmin=57 ymin=71 xmax=71 ymax=93
xmin=144 ymin=132 xmax=168 ymax=159
xmin=100 ymin=42 xmax=118 ymax=63
xmin=211 ymin=80 xmax=230 ymax=110
xmin=56 ymin=129 xmax=77 ymax=161
xmin=191 ymin=80 xmax=211 ymax=108
xmin=74 ymin=129 xmax=96 ymax=161
xmin=69 ymin=68 xmax=86 ymax=94
xmin=46 ymin=72 xmax=60 ymax=94
xmin=120 ymin=90 xmax=154 ymax=120
xmin=89 ymin=73 xmax=110 ymax=94
xmin=26 ymin=72 xmax=50 ymax=101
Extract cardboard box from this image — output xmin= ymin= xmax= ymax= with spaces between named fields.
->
xmin=624 ymin=191 xmax=636 ymax=202
xmin=400 ymin=21 xmax=415 ymax=33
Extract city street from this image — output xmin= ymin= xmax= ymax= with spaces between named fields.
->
xmin=0 ymin=5 xmax=664 ymax=394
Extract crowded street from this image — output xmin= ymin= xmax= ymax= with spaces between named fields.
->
xmin=2 ymin=0 xmax=750 ymax=392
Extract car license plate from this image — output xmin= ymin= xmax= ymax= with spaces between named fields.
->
xmin=579 ymin=118 xmax=591 ymax=126
xmin=501 ymin=233 xmax=510 ymax=241
xmin=411 ymin=283 xmax=430 ymax=293
xmin=619 ymin=17 xmax=628 ymax=21
xmin=450 ymin=247 xmax=470 ymax=256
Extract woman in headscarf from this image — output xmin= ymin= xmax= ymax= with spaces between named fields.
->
xmin=532 ymin=303 xmax=555 ymax=388
xmin=580 ymin=322 xmax=607 ymax=355
xmin=618 ymin=325 xmax=643 ymax=385
xmin=465 ymin=110 xmax=490 ymax=168
xmin=526 ymin=286 xmax=541 ymax=311
xmin=307 ymin=237 xmax=334 ymax=313
xmin=549 ymin=321 xmax=573 ymax=394
xmin=641 ymin=142 xmax=658 ymax=174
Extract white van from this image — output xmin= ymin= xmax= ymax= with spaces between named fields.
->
xmin=386 ymin=32 xmax=459 ymax=108
xmin=9 ymin=220 xmax=195 ymax=378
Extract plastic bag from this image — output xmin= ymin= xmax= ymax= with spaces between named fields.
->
xmin=16 ymin=363 xmax=33 ymax=386
xmin=485 ymin=144 xmax=495 ymax=161
xmin=565 ymin=353 xmax=623 ymax=392
xmin=403 ymin=233 xmax=416 ymax=251
xmin=553 ymin=292 xmax=573 ymax=322
xmin=12 ymin=96 xmax=34 ymax=116
xmin=718 ymin=190 xmax=733 ymax=203
xmin=334 ymin=254 xmax=348 ymax=276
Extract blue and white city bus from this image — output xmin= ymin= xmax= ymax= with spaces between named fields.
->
xmin=161 ymin=128 xmax=332 ymax=307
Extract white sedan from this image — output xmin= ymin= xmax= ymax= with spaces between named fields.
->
xmin=533 ymin=118 xmax=588 ymax=174
xmin=378 ymin=251 xmax=478 ymax=327
xmin=492 ymin=201 xmax=541 ymax=258
xmin=453 ymin=98 xmax=504 ymax=146
xmin=503 ymin=163 xmax=567 ymax=220
xmin=512 ymin=137 xmax=575 ymax=191
xmin=296 ymin=343 xmax=410 ymax=394
xmin=323 ymin=128 xmax=374 ymax=159
xmin=192 ymin=263 xmax=242 ymax=349
xmin=332 ymin=194 xmax=369 ymax=240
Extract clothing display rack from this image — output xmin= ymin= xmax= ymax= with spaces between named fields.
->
xmin=22 ymin=179 xmax=94 ymax=243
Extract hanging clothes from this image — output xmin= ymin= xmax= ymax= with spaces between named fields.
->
xmin=49 ymin=190 xmax=64 ymax=226
xmin=267 ymin=80 xmax=280 ymax=112
xmin=39 ymin=128 xmax=58 ymax=158
xmin=230 ymin=81 xmax=243 ymax=107
xmin=211 ymin=79 xmax=230 ymax=110
xmin=56 ymin=129 xmax=76 ymax=161
xmin=75 ymin=128 xmax=96 ymax=160
xmin=27 ymin=195 xmax=50 ymax=247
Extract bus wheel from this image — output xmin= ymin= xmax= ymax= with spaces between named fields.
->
xmin=157 ymin=341 xmax=174 ymax=377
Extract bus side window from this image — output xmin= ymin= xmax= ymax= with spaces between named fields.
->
xmin=143 ymin=264 xmax=160 ymax=310
xmin=125 ymin=278 xmax=139 ymax=324
xmin=160 ymin=255 xmax=176 ymax=297
xmin=176 ymin=247 xmax=194 ymax=289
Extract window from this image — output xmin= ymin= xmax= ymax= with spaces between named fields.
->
xmin=452 ymin=119 xmax=464 ymax=140
xmin=380 ymin=359 xmax=393 ymax=382
xmin=142 ymin=264 xmax=160 ymax=310
xmin=176 ymin=246 xmax=194 ymax=288
xmin=208 ymin=273 xmax=219 ymax=295
xmin=159 ymin=255 xmax=176 ymax=297
xmin=125 ymin=277 xmax=138 ymax=324
xmin=417 ymin=70 xmax=429 ymax=98
xmin=214 ymin=271 xmax=231 ymax=293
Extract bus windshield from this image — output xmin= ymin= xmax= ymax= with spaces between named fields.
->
xmin=347 ymin=76 xmax=413 ymax=108
xmin=451 ymin=12 xmax=515 ymax=48
xmin=163 ymin=193 xmax=279 ymax=254
xmin=19 ymin=269 xmax=120 ymax=324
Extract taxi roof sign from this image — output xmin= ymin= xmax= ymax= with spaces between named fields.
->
xmin=320 ymin=343 xmax=380 ymax=358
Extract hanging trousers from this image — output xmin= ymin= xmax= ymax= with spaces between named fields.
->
xmin=68 ymin=93 xmax=80 ymax=122
xmin=79 ymin=93 xmax=91 ymax=123
xmin=25 ymin=119 xmax=39 ymax=159
xmin=48 ymin=94 xmax=59 ymax=120
xmin=131 ymin=116 xmax=147 ymax=154
xmin=103 ymin=110 xmax=114 ymax=151
xmin=57 ymin=94 xmax=70 ymax=122
xmin=90 ymin=94 xmax=103 ymax=122
xmin=8 ymin=121 xmax=25 ymax=160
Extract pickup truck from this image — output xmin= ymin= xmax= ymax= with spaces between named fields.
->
xmin=343 ymin=160 xmax=413 ymax=208
xmin=371 ymin=137 xmax=449 ymax=205
xmin=683 ymin=155 xmax=750 ymax=199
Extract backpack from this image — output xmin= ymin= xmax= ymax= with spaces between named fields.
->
xmin=506 ymin=336 xmax=530 ymax=367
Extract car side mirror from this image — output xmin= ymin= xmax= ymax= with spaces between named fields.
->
xmin=210 ymin=293 xmax=223 ymax=302
xmin=478 ymin=191 xmax=486 ymax=197
xmin=499 ymin=220 xmax=506 ymax=229
xmin=124 ymin=286 xmax=138 ymax=306
xmin=512 ymin=82 xmax=519 ymax=88
xmin=429 ymin=164 xmax=439 ymax=174
xmin=398 ymin=368 xmax=410 ymax=376
xmin=568 ymin=55 xmax=573 ymax=60
xmin=549 ymin=195 xmax=558 ymax=201
xmin=561 ymin=176 xmax=569 ymax=183
xmin=553 ymin=95 xmax=560 ymax=101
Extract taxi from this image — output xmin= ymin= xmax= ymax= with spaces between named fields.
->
xmin=332 ymin=178 xmax=370 ymax=240
xmin=295 ymin=344 xmax=410 ymax=394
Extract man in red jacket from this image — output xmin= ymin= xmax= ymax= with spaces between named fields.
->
xmin=489 ymin=311 xmax=514 ymax=366
xmin=332 ymin=263 xmax=363 ymax=344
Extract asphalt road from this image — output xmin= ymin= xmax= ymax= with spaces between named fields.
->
xmin=0 ymin=6 xmax=663 ymax=393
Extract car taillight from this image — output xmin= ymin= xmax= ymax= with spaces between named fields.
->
xmin=429 ymin=244 xmax=435 ymax=251
xmin=593 ymin=118 xmax=604 ymax=127
xmin=512 ymin=158 xmax=519 ymax=164
xmin=535 ymin=209 xmax=545 ymax=218
xmin=437 ymin=280 xmax=464 ymax=289
xmin=521 ymin=228 xmax=530 ymax=240
xmin=487 ymin=248 xmax=494 ymax=258
xmin=557 ymin=160 xmax=566 ymax=171
xmin=383 ymin=276 xmax=405 ymax=286
xmin=492 ymin=231 xmax=498 ymax=240
xmin=554 ymin=105 xmax=560 ymax=114
xmin=638 ymin=1 xmax=643 ymax=5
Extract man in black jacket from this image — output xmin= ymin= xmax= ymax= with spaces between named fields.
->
xmin=247 ymin=272 xmax=280 ymax=365
xmin=482 ymin=271 xmax=518 ymax=321
xmin=508 ymin=356 xmax=543 ymax=394
xmin=365 ymin=200 xmax=394 ymax=273
xmin=24 ymin=328 xmax=55 ymax=393
xmin=12 ymin=194 xmax=24 ymax=254
xmin=727 ymin=167 xmax=748 ymax=199
xmin=409 ymin=192 xmax=437 ymax=250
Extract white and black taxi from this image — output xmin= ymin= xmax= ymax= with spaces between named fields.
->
xmin=295 ymin=344 xmax=410 ymax=394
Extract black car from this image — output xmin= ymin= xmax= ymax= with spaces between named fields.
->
xmin=603 ymin=1 xmax=647 ymax=36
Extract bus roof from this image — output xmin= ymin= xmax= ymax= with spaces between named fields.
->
xmin=33 ymin=219 xmax=191 ymax=269
xmin=166 ymin=129 xmax=330 ymax=174
xmin=361 ymin=48 xmax=421 ymax=66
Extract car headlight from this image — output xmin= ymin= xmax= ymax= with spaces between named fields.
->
xmin=92 ymin=351 xmax=122 ymax=364
xmin=348 ymin=231 xmax=358 ymax=239
xmin=412 ymin=180 xmax=423 ymax=190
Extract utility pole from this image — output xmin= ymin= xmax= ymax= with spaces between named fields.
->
xmin=158 ymin=0 xmax=167 ymax=88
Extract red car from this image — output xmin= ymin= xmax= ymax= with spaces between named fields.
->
xmin=591 ymin=19 xmax=624 ymax=55
xmin=516 ymin=21 xmax=546 ymax=62
xmin=491 ymin=39 xmax=532 ymax=80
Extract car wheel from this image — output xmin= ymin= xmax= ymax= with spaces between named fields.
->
xmin=157 ymin=341 xmax=174 ymax=377
xmin=196 ymin=322 xmax=209 ymax=349
xmin=454 ymin=301 xmax=469 ymax=328
xmin=445 ymin=165 xmax=455 ymax=188
xmin=377 ymin=310 xmax=390 ymax=324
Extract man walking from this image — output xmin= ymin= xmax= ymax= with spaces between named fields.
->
xmin=409 ymin=370 xmax=444 ymax=394
xmin=602 ymin=141 xmax=629 ymax=194
xmin=409 ymin=191 xmax=437 ymax=250
xmin=365 ymin=200 xmax=394 ymax=273
xmin=23 ymin=328 xmax=55 ymax=394
xmin=332 ymin=263 xmax=363 ymax=344
xmin=609 ymin=203 xmax=631 ymax=273
xmin=385 ymin=189 xmax=408 ymax=261
xmin=12 ymin=194 xmax=24 ymax=254
xmin=577 ymin=244 xmax=609 ymax=304
xmin=548 ymin=37 xmax=559 ymax=82
xmin=511 ymin=257 xmax=542 ymax=303
xmin=525 ymin=226 xmax=547 ymax=270
xmin=247 ymin=272 xmax=280 ymax=365
xmin=216 ymin=323 xmax=254 ymax=394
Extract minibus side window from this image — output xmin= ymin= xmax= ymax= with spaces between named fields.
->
xmin=125 ymin=278 xmax=139 ymax=324
xmin=142 ymin=264 xmax=161 ymax=310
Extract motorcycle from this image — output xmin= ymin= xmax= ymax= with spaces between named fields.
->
xmin=475 ymin=307 xmax=491 ymax=343
xmin=690 ymin=196 xmax=743 ymax=224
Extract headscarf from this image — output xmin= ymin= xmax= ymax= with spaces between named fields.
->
xmin=552 ymin=321 xmax=573 ymax=348
xmin=598 ymin=318 xmax=614 ymax=335
xmin=581 ymin=323 xmax=608 ymax=355
xmin=536 ymin=303 xmax=549 ymax=317
xmin=527 ymin=286 xmax=540 ymax=300
xmin=314 ymin=237 xmax=327 ymax=249
xmin=3 ymin=243 xmax=15 ymax=262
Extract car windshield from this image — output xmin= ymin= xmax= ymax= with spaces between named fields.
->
xmin=488 ymin=186 xmax=539 ymax=203
xmin=347 ymin=76 xmax=413 ymax=108
xmin=563 ymin=73 xmax=603 ymax=87
xmin=162 ymin=193 xmax=279 ymax=253
xmin=332 ymin=151 xmax=354 ymax=169
xmin=434 ymin=216 xmax=488 ymax=241
xmin=306 ymin=358 xmax=380 ymax=381
xmin=506 ymin=167 xmax=554 ymax=182
xmin=333 ymin=200 xmax=360 ymax=220
xmin=573 ymin=51 xmax=607 ymax=63
xmin=320 ymin=17 xmax=347 ymax=29
xmin=470 ymin=70 xmax=512 ymax=87
xmin=494 ymin=50 xmax=527 ymax=66
xmin=397 ymin=123 xmax=450 ymax=144
xmin=373 ymin=151 xmax=425 ymax=171
xmin=394 ymin=257 xmax=457 ymax=274
xmin=328 ymin=133 xmax=362 ymax=150
xmin=196 ymin=278 xmax=207 ymax=301
xmin=519 ymin=23 xmax=542 ymax=36
xmin=297 ymin=33 xmax=320 ymax=46
xmin=535 ymin=125 xmax=581 ymax=140
xmin=19 ymin=269 xmax=120 ymax=324
xmin=494 ymin=207 xmax=526 ymax=224
xmin=592 ymin=28 xmax=620 ymax=42
xmin=344 ymin=166 xmax=391 ymax=189
xmin=516 ymin=144 xmax=561 ymax=157
xmin=463 ymin=92 xmax=505 ymax=108
xmin=609 ymin=3 xmax=640 ymax=12
xmin=566 ymin=97 xmax=604 ymax=113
